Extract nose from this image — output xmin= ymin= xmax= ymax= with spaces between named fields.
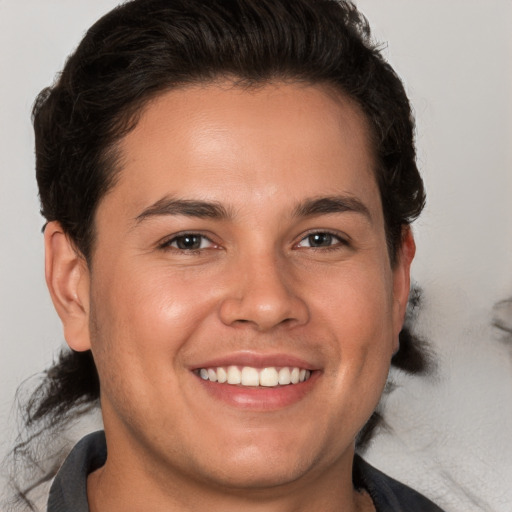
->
xmin=218 ymin=252 xmax=309 ymax=331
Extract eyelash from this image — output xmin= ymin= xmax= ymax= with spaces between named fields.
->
xmin=295 ymin=230 xmax=349 ymax=251
xmin=158 ymin=230 xmax=349 ymax=254
xmin=158 ymin=232 xmax=217 ymax=253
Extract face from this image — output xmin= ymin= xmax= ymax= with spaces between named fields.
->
xmin=55 ymin=82 xmax=413 ymax=494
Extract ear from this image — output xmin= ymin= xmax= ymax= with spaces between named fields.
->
xmin=391 ymin=226 xmax=416 ymax=351
xmin=44 ymin=221 xmax=91 ymax=352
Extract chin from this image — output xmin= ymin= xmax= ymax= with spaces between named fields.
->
xmin=206 ymin=458 xmax=311 ymax=491
xmin=194 ymin=435 xmax=330 ymax=491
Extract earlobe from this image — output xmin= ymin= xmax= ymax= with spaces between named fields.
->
xmin=44 ymin=222 xmax=91 ymax=352
xmin=392 ymin=226 xmax=416 ymax=344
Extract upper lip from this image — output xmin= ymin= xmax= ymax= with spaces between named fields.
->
xmin=190 ymin=351 xmax=320 ymax=371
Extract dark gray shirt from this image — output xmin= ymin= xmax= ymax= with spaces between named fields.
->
xmin=47 ymin=431 xmax=445 ymax=511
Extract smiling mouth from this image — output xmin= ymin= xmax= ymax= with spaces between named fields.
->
xmin=195 ymin=366 xmax=312 ymax=388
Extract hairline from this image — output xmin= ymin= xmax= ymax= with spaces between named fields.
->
xmin=82 ymin=75 xmax=400 ymax=268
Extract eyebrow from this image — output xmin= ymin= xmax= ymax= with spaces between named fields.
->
xmin=293 ymin=195 xmax=371 ymax=220
xmin=135 ymin=197 xmax=230 ymax=223
xmin=134 ymin=194 xmax=371 ymax=224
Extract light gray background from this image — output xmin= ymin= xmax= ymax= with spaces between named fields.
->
xmin=1 ymin=1 xmax=511 ymax=511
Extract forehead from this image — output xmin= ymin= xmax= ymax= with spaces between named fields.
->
xmin=101 ymin=81 xmax=381 ymax=223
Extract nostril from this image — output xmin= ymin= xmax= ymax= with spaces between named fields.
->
xmin=218 ymin=286 xmax=310 ymax=330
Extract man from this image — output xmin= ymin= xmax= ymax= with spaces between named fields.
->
xmin=18 ymin=0 xmax=444 ymax=510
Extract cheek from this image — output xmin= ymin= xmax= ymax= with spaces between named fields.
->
xmin=93 ymin=261 xmax=209 ymax=335
xmin=87 ymin=262 xmax=216 ymax=391
xmin=310 ymin=260 xmax=395 ymax=339
xmin=87 ymin=264 xmax=218 ymax=437
xmin=308 ymin=262 xmax=395 ymax=400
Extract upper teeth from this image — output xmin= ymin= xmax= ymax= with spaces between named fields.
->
xmin=198 ymin=366 xmax=311 ymax=387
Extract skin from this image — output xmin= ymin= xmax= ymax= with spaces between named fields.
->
xmin=45 ymin=81 xmax=415 ymax=512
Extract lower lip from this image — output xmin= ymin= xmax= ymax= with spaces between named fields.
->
xmin=194 ymin=371 xmax=319 ymax=411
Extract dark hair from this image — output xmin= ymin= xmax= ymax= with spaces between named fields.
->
xmin=11 ymin=0 xmax=428 ymax=507
xmin=35 ymin=0 xmax=424 ymax=261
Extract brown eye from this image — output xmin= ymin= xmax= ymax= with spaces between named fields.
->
xmin=308 ymin=233 xmax=334 ymax=247
xmin=297 ymin=232 xmax=344 ymax=248
xmin=165 ymin=234 xmax=214 ymax=251
xmin=175 ymin=235 xmax=202 ymax=250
